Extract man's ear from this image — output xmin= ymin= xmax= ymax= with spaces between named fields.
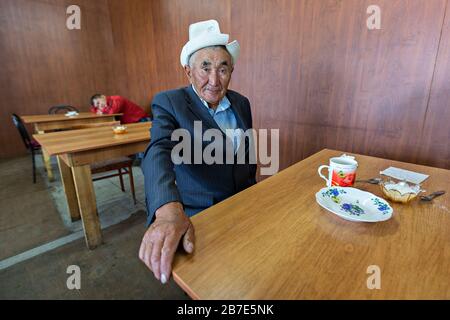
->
xmin=184 ymin=65 xmax=192 ymax=82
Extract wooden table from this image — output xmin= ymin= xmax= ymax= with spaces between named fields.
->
xmin=33 ymin=122 xmax=151 ymax=249
xmin=172 ymin=149 xmax=450 ymax=299
xmin=21 ymin=112 xmax=122 ymax=181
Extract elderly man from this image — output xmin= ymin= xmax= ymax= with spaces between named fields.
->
xmin=139 ymin=20 xmax=256 ymax=284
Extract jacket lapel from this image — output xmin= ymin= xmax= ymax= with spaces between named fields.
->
xmin=227 ymin=92 xmax=248 ymax=131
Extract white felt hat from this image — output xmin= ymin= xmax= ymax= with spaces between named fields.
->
xmin=180 ymin=19 xmax=240 ymax=67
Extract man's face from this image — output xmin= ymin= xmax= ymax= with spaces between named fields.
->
xmin=93 ymin=96 xmax=107 ymax=109
xmin=184 ymin=47 xmax=233 ymax=108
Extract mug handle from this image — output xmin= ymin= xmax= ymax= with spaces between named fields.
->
xmin=318 ymin=165 xmax=330 ymax=184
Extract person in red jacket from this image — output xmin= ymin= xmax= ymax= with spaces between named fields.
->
xmin=90 ymin=94 xmax=150 ymax=124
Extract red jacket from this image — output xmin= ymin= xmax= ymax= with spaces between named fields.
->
xmin=91 ymin=96 xmax=148 ymax=124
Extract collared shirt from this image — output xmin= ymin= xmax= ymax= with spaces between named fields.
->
xmin=192 ymin=85 xmax=241 ymax=152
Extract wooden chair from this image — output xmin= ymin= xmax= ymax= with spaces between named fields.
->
xmin=91 ymin=157 xmax=137 ymax=205
xmin=84 ymin=123 xmax=137 ymax=204
xmin=12 ymin=114 xmax=41 ymax=183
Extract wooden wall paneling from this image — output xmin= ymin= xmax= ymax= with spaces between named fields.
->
xmin=107 ymin=0 xmax=157 ymax=113
xmin=230 ymin=0 xmax=310 ymax=174
xmin=0 ymin=0 xmax=119 ymax=157
xmin=231 ymin=0 xmax=447 ymax=171
xmin=418 ymin=0 xmax=450 ymax=169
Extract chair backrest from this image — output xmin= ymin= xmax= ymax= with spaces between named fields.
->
xmin=12 ymin=113 xmax=32 ymax=150
xmin=48 ymin=105 xmax=79 ymax=114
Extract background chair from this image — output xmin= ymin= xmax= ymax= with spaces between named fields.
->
xmin=91 ymin=157 xmax=137 ymax=205
xmin=48 ymin=105 xmax=79 ymax=114
xmin=12 ymin=113 xmax=41 ymax=183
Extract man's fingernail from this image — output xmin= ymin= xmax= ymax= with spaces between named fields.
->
xmin=187 ymin=242 xmax=194 ymax=252
xmin=161 ymin=274 xmax=167 ymax=284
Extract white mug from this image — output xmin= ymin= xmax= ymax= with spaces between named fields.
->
xmin=318 ymin=154 xmax=358 ymax=187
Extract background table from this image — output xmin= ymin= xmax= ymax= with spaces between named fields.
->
xmin=21 ymin=112 xmax=122 ymax=132
xmin=172 ymin=149 xmax=450 ymax=299
xmin=33 ymin=122 xmax=151 ymax=249
xmin=21 ymin=112 xmax=122 ymax=181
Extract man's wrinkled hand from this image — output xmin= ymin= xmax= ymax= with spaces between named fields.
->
xmin=138 ymin=201 xmax=195 ymax=284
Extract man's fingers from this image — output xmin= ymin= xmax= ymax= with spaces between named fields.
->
xmin=139 ymin=241 xmax=145 ymax=261
xmin=139 ymin=241 xmax=146 ymax=264
xmin=139 ymin=238 xmax=148 ymax=262
xmin=139 ymin=238 xmax=153 ymax=271
xmin=160 ymin=233 xmax=182 ymax=284
xmin=182 ymin=223 xmax=195 ymax=253
xmin=150 ymin=238 xmax=163 ymax=280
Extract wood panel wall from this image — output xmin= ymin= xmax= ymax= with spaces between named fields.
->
xmin=231 ymin=0 xmax=449 ymax=171
xmin=1 ymin=0 xmax=449 ymax=172
xmin=417 ymin=0 xmax=450 ymax=169
xmin=0 ymin=0 xmax=121 ymax=157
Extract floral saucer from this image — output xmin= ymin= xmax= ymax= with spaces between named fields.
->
xmin=315 ymin=187 xmax=393 ymax=222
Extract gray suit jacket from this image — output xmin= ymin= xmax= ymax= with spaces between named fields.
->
xmin=142 ymin=86 xmax=257 ymax=225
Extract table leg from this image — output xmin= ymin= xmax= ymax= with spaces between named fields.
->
xmin=72 ymin=164 xmax=102 ymax=249
xmin=57 ymin=156 xmax=81 ymax=221
xmin=37 ymin=130 xmax=54 ymax=182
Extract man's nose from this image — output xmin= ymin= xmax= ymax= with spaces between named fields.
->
xmin=208 ymin=70 xmax=219 ymax=86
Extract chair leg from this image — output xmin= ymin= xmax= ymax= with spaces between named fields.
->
xmin=128 ymin=165 xmax=136 ymax=205
xmin=118 ymin=168 xmax=125 ymax=192
xmin=32 ymin=149 xmax=36 ymax=184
